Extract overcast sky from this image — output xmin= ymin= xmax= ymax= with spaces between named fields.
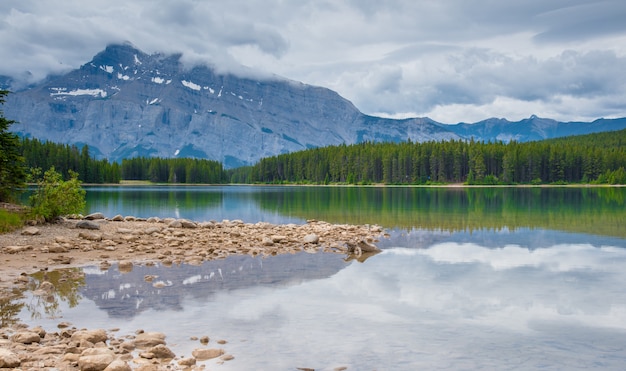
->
xmin=1 ymin=0 xmax=626 ymax=123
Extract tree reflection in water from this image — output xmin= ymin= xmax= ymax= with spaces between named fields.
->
xmin=0 ymin=288 xmax=25 ymax=327
xmin=25 ymin=268 xmax=86 ymax=320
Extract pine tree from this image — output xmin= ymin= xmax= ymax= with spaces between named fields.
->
xmin=0 ymin=90 xmax=26 ymax=202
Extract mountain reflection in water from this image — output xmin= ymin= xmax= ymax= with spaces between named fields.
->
xmin=81 ymin=252 xmax=349 ymax=319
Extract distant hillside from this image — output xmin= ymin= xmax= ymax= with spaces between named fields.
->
xmin=446 ymin=115 xmax=626 ymax=142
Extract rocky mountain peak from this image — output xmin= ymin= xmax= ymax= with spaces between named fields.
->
xmin=3 ymin=44 xmax=625 ymax=167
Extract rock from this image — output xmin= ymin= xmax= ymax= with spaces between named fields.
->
xmin=71 ymin=329 xmax=108 ymax=344
xmin=111 ymin=214 xmax=124 ymax=221
xmin=34 ymin=345 xmax=66 ymax=355
xmin=0 ymin=348 xmax=21 ymax=368
xmin=49 ymin=255 xmax=73 ymax=264
xmin=303 ymin=233 xmax=320 ymax=244
xmin=144 ymin=275 xmax=157 ymax=282
xmin=103 ymin=360 xmax=132 ymax=371
xmin=55 ymin=236 xmax=72 ymax=243
xmin=79 ymin=231 xmax=103 ymax=241
xmin=178 ymin=357 xmax=196 ymax=366
xmin=357 ymin=239 xmax=380 ymax=253
xmin=76 ymin=220 xmax=101 ymax=230
xmin=192 ymin=348 xmax=224 ymax=360
xmin=220 ymin=354 xmax=235 ymax=361
xmin=21 ymin=226 xmax=40 ymax=236
xmin=4 ymin=245 xmax=32 ymax=253
xmin=149 ymin=344 xmax=175 ymax=359
xmin=261 ymin=237 xmax=274 ymax=246
xmin=85 ymin=212 xmax=106 ymax=220
xmin=78 ymin=348 xmax=116 ymax=371
xmin=123 ymin=216 xmax=137 ymax=221
xmin=199 ymin=336 xmax=209 ymax=344
xmin=48 ymin=244 xmax=68 ymax=253
xmin=117 ymin=261 xmax=133 ymax=273
xmin=116 ymin=228 xmax=133 ymax=234
xmin=144 ymin=227 xmax=161 ymax=235
xmin=146 ymin=217 xmax=160 ymax=223
xmin=12 ymin=331 xmax=41 ymax=344
xmin=57 ymin=321 xmax=72 ymax=328
xmin=133 ymin=332 xmax=166 ymax=348
xmin=168 ymin=220 xmax=183 ymax=228
xmin=271 ymin=235 xmax=287 ymax=243
xmin=63 ymin=353 xmax=81 ymax=362
xmin=180 ymin=219 xmax=198 ymax=228
xmin=139 ymin=351 xmax=155 ymax=359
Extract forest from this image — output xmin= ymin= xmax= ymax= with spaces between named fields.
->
xmin=17 ymin=129 xmax=626 ymax=185
xmin=19 ymin=137 xmax=227 ymax=184
xmin=229 ymin=129 xmax=626 ymax=185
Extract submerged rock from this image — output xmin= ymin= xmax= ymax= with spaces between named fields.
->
xmin=192 ymin=348 xmax=224 ymax=360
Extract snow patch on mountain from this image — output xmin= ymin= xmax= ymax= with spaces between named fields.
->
xmin=181 ymin=80 xmax=201 ymax=91
xmin=49 ymin=87 xmax=107 ymax=98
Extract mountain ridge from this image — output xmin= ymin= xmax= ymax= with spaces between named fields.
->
xmin=2 ymin=43 xmax=625 ymax=167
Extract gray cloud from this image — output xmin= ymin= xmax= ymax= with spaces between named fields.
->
xmin=1 ymin=0 xmax=625 ymax=123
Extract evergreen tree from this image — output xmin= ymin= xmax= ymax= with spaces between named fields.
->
xmin=0 ymin=90 xmax=26 ymax=202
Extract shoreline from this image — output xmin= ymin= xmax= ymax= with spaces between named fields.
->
xmin=0 ymin=214 xmax=386 ymax=370
xmin=0 ymin=214 xmax=386 ymax=289
xmin=79 ymin=182 xmax=626 ymax=188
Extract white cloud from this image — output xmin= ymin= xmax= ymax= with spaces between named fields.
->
xmin=1 ymin=0 xmax=625 ymax=123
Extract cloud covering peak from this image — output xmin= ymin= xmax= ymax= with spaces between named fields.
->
xmin=1 ymin=0 xmax=625 ymax=123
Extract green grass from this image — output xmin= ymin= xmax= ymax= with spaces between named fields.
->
xmin=0 ymin=208 xmax=25 ymax=233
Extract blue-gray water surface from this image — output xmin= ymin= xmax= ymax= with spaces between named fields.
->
xmin=15 ymin=186 xmax=626 ymax=369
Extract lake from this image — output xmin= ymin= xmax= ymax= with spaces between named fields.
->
xmin=11 ymin=186 xmax=626 ymax=369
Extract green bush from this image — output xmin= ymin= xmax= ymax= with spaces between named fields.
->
xmin=0 ymin=208 xmax=24 ymax=233
xmin=29 ymin=167 xmax=86 ymax=221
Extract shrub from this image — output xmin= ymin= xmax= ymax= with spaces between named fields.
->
xmin=0 ymin=208 xmax=24 ymax=233
xmin=29 ymin=167 xmax=86 ymax=221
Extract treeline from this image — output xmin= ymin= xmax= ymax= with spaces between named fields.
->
xmin=19 ymin=138 xmax=227 ymax=184
xmin=19 ymin=129 xmax=626 ymax=185
xmin=20 ymin=137 xmax=121 ymax=183
xmin=121 ymin=157 xmax=227 ymax=184
xmin=229 ymin=129 xmax=626 ymax=185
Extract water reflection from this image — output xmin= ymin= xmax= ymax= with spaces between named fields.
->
xmin=12 ymin=230 xmax=626 ymax=369
xmin=80 ymin=252 xmax=348 ymax=319
xmin=83 ymin=186 xmax=626 ymax=238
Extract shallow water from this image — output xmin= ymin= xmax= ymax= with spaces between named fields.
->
xmin=10 ymin=186 xmax=626 ymax=369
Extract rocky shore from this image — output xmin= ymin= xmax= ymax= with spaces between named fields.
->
xmin=0 ymin=213 xmax=387 ymax=370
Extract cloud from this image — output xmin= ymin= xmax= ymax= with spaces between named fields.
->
xmin=1 ymin=0 xmax=625 ymax=123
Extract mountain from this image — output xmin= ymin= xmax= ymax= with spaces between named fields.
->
xmin=3 ymin=43 xmax=626 ymax=167
xmin=2 ymin=43 xmax=457 ymax=168
xmin=446 ymin=115 xmax=626 ymax=142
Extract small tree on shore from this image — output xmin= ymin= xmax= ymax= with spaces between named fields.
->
xmin=29 ymin=167 xmax=86 ymax=221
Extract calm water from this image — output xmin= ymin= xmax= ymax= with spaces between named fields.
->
xmin=11 ymin=186 xmax=626 ymax=369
